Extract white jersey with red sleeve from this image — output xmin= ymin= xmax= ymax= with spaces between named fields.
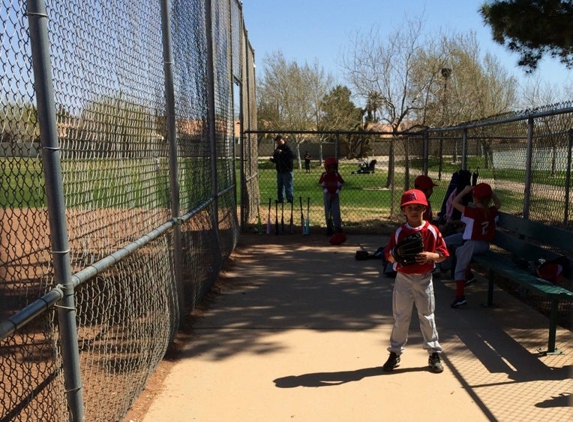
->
xmin=384 ymin=221 xmax=449 ymax=274
xmin=461 ymin=206 xmax=499 ymax=242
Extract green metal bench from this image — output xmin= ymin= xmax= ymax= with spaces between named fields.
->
xmin=471 ymin=212 xmax=573 ymax=355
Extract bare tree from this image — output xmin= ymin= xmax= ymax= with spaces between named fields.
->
xmin=257 ymin=51 xmax=333 ymax=168
xmin=341 ymin=16 xmax=436 ymax=193
xmin=411 ymin=31 xmax=518 ymax=127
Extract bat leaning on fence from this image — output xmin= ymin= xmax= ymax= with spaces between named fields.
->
xmin=304 ymin=197 xmax=310 ymax=235
xmin=275 ymin=200 xmax=279 ymax=235
xmin=257 ymin=202 xmax=262 ymax=235
xmin=289 ymin=201 xmax=294 ymax=234
xmin=266 ymin=198 xmax=271 ymax=235
xmin=299 ymin=197 xmax=305 ymax=235
xmin=281 ymin=202 xmax=285 ymax=234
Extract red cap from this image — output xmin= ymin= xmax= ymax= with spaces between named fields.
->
xmin=400 ymin=189 xmax=428 ymax=207
xmin=473 ymin=183 xmax=492 ymax=199
xmin=414 ymin=175 xmax=438 ymax=190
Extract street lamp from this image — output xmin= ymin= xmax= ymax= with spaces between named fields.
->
xmin=438 ymin=67 xmax=451 ymax=180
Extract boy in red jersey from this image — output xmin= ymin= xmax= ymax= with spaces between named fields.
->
xmin=383 ymin=189 xmax=449 ymax=373
xmin=319 ymin=157 xmax=345 ymax=236
xmin=447 ymin=183 xmax=501 ymax=308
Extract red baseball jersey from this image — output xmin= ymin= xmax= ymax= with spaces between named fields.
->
xmin=460 ymin=206 xmax=499 ymax=241
xmin=384 ymin=221 xmax=449 ymax=274
xmin=319 ymin=171 xmax=344 ymax=194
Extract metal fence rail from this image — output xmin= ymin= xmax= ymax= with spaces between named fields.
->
xmin=0 ymin=1 xmax=257 ymax=421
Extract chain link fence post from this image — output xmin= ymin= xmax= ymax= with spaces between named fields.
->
xmin=27 ymin=1 xmax=85 ymax=420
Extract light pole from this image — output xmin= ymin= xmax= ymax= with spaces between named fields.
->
xmin=438 ymin=67 xmax=451 ymax=181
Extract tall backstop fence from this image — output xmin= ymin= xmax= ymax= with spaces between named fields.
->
xmin=1 ymin=1 xmax=258 ymax=421
xmin=252 ymin=102 xmax=572 ymax=234
xmin=1 ymin=1 xmax=571 ymax=420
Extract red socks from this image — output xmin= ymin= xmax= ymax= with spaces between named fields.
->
xmin=455 ymin=280 xmax=465 ymax=298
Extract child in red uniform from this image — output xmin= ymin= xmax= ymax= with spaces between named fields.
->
xmin=319 ymin=157 xmax=345 ymax=235
xmin=414 ymin=175 xmax=438 ymax=224
xmin=383 ymin=189 xmax=449 ymax=373
xmin=447 ymin=183 xmax=501 ymax=308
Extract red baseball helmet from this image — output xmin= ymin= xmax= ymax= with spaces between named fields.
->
xmin=414 ymin=175 xmax=438 ymax=190
xmin=324 ymin=157 xmax=338 ymax=170
xmin=472 ymin=183 xmax=492 ymax=199
xmin=329 ymin=232 xmax=347 ymax=245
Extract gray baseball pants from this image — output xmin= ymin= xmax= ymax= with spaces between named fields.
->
xmin=387 ymin=271 xmax=442 ymax=355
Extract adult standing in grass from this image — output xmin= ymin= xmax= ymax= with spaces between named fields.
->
xmin=270 ymin=135 xmax=294 ymax=203
xmin=304 ymin=151 xmax=312 ymax=173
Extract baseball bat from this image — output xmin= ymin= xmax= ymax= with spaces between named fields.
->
xmin=299 ymin=196 xmax=304 ymax=234
xmin=289 ymin=201 xmax=294 ymax=234
xmin=281 ymin=202 xmax=285 ymax=234
xmin=304 ymin=197 xmax=310 ymax=235
xmin=257 ymin=202 xmax=262 ymax=235
xmin=275 ymin=200 xmax=279 ymax=235
xmin=266 ymin=198 xmax=271 ymax=234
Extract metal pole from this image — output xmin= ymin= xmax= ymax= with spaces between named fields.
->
xmin=26 ymin=1 xmax=85 ymax=420
xmin=335 ymin=132 xmax=339 ymax=160
xmin=461 ymin=128 xmax=468 ymax=170
xmin=564 ymin=129 xmax=572 ymax=224
xmin=523 ymin=117 xmax=534 ymax=219
xmin=422 ymin=131 xmax=428 ymax=174
xmin=160 ymin=0 xmax=185 ymax=324
xmin=206 ymin=0 xmax=221 ymax=255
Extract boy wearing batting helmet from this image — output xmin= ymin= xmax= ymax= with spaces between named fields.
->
xmin=383 ymin=189 xmax=449 ymax=373
xmin=319 ymin=157 xmax=345 ymax=239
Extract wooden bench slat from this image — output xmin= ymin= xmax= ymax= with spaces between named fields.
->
xmin=473 ymin=253 xmax=573 ymax=298
xmin=498 ymin=213 xmax=573 ymax=254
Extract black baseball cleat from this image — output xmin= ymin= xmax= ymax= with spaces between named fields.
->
xmin=451 ymin=296 xmax=467 ymax=308
xmin=382 ymin=352 xmax=400 ymax=372
xmin=428 ymin=352 xmax=444 ymax=373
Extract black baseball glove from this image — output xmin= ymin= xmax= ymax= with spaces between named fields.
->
xmin=393 ymin=231 xmax=424 ymax=266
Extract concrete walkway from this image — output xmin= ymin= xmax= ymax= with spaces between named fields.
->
xmin=139 ymin=233 xmax=572 ymax=422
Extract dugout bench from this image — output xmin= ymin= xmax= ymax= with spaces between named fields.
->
xmin=471 ymin=211 xmax=573 ymax=355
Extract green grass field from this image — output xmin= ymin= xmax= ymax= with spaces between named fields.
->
xmin=2 ymin=155 xmax=569 ymax=228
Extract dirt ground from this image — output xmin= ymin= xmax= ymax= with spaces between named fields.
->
xmin=122 ymin=233 xmax=304 ymax=422
xmin=122 ymin=231 xmax=573 ymax=422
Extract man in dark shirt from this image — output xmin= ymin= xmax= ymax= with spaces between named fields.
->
xmin=270 ymin=135 xmax=294 ymax=203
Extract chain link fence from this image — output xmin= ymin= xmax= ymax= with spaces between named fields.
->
xmin=1 ymin=0 xmax=257 ymax=421
xmin=2 ymin=0 xmax=571 ymax=420
xmin=252 ymin=103 xmax=572 ymax=234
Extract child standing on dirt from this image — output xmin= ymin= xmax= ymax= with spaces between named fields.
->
xmin=318 ymin=157 xmax=344 ymax=236
xmin=383 ymin=189 xmax=449 ymax=373
xmin=446 ymin=183 xmax=501 ymax=308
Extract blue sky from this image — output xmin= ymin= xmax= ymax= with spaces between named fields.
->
xmin=243 ymin=0 xmax=572 ymax=97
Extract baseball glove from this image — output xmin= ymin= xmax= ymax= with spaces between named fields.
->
xmin=393 ymin=231 xmax=424 ymax=266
